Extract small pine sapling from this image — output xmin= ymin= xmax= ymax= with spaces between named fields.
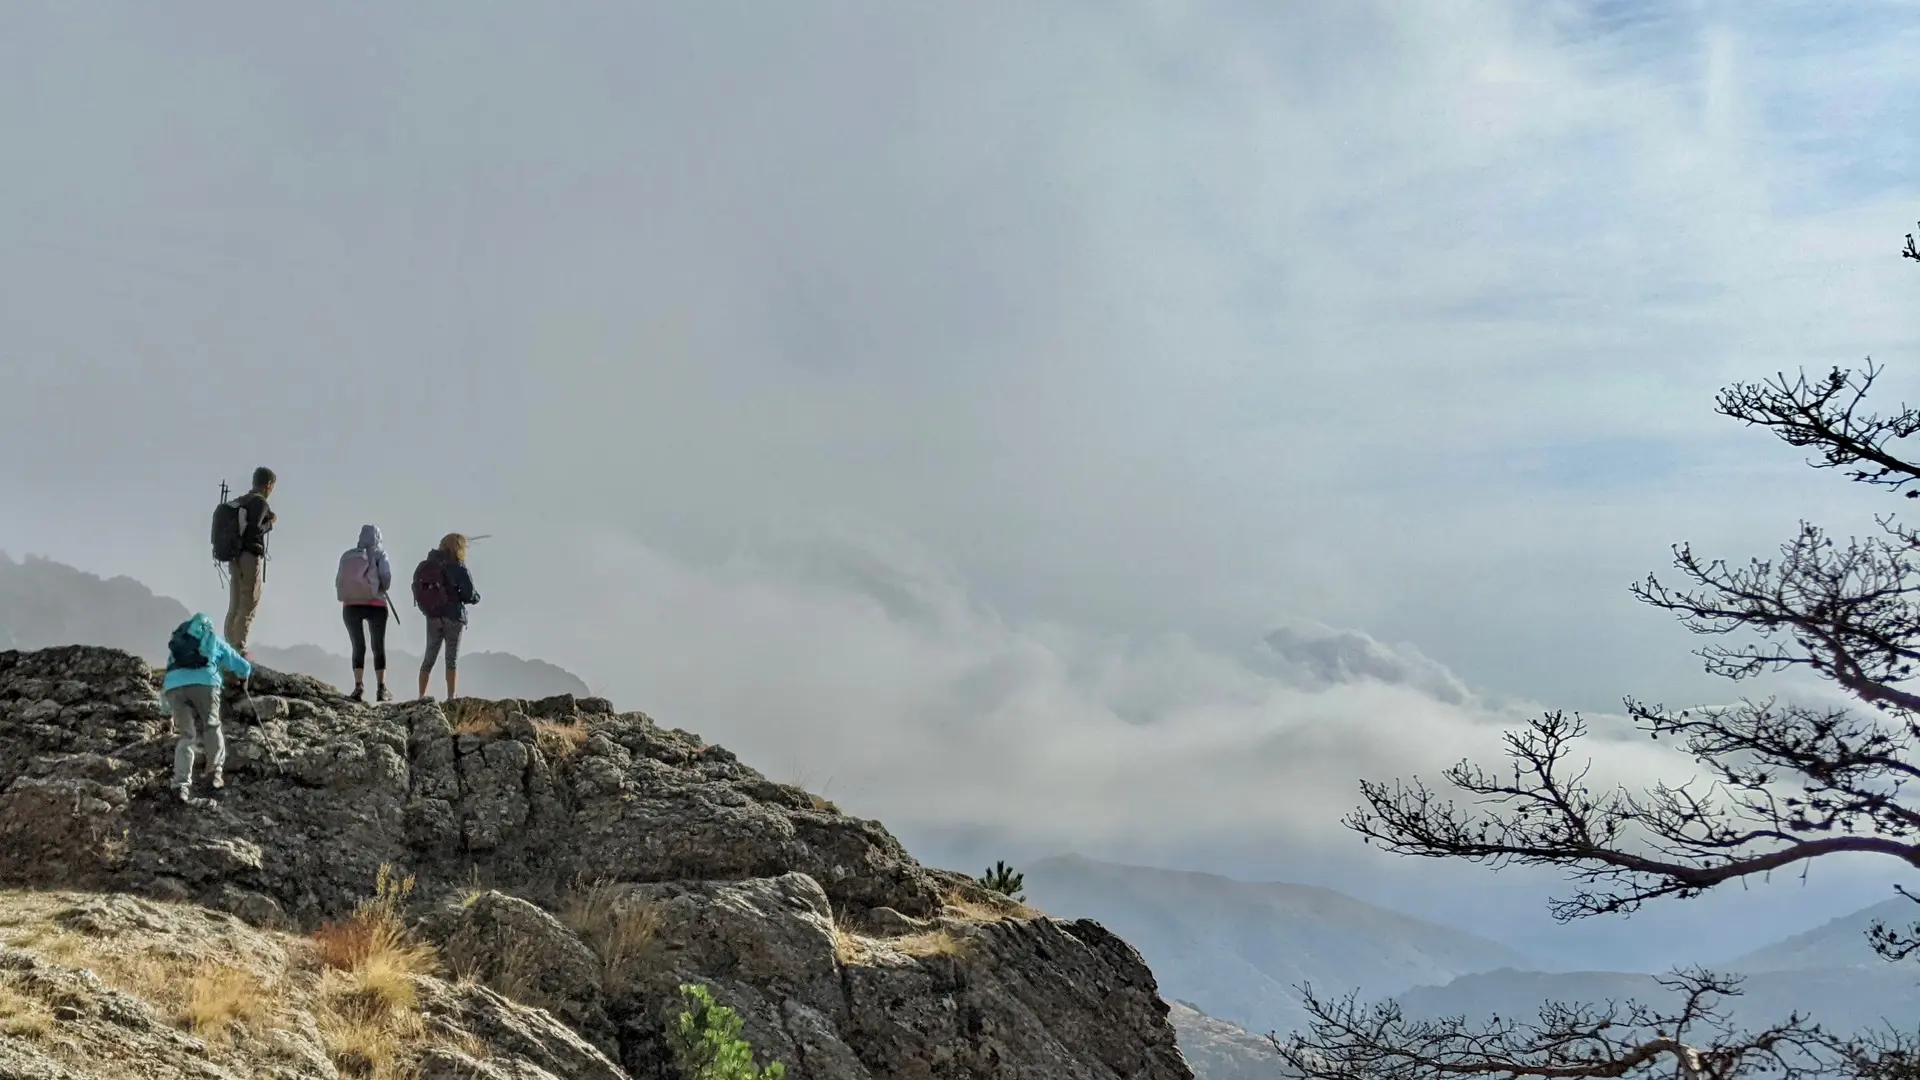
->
xmin=668 ymin=983 xmax=786 ymax=1080
xmin=977 ymin=860 xmax=1025 ymax=902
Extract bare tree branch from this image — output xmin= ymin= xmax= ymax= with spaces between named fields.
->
xmin=1346 ymin=709 xmax=1920 ymax=921
xmin=1274 ymin=971 xmax=1843 ymax=1080
xmin=1715 ymin=364 xmax=1920 ymax=494
xmin=1630 ymin=525 xmax=1920 ymax=714
xmin=1839 ymin=1022 xmax=1920 ymax=1080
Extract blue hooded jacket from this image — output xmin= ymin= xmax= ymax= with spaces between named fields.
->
xmin=161 ymin=613 xmax=252 ymax=692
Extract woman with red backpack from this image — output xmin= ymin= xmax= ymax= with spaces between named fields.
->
xmin=336 ymin=524 xmax=394 ymax=702
xmin=413 ymin=532 xmax=481 ymax=701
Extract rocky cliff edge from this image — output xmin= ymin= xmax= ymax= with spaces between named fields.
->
xmin=0 ymin=645 xmax=1193 ymax=1080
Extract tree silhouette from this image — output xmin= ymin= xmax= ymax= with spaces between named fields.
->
xmin=1277 ymin=226 xmax=1920 ymax=1080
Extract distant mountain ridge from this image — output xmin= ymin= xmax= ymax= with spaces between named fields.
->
xmin=1393 ymin=965 xmax=1920 ymax=1038
xmin=1021 ymin=853 xmax=1532 ymax=1037
xmin=0 ymin=552 xmax=590 ymax=701
xmin=1725 ymin=896 xmax=1919 ymax=972
xmin=248 ymin=643 xmax=591 ymax=701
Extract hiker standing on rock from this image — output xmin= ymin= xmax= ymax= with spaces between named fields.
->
xmin=213 ymin=466 xmax=277 ymax=656
xmin=161 ymin=613 xmax=252 ymax=802
xmin=414 ymin=533 xmax=480 ymax=702
xmin=336 ymin=524 xmax=395 ymax=702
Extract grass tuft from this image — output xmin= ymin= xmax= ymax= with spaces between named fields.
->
xmin=560 ymin=880 xmax=660 ymax=993
xmin=895 ymin=928 xmax=972 ymax=959
xmin=0 ymin=976 xmax=51 ymax=1039
xmin=942 ymin=886 xmax=1039 ymax=922
xmin=180 ymin=963 xmax=269 ymax=1040
xmin=444 ymin=699 xmax=505 ymax=736
xmin=534 ymin=718 xmax=592 ymax=759
xmin=308 ymin=864 xmax=441 ymax=1079
xmin=831 ymin=913 xmax=869 ymax=966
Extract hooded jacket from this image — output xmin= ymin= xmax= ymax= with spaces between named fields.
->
xmin=341 ymin=524 xmax=394 ymax=605
xmin=161 ymin=613 xmax=253 ymax=692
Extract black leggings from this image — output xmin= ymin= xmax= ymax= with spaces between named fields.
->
xmin=343 ymin=604 xmax=390 ymax=672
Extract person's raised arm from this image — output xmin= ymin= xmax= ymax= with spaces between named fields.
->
xmin=219 ymin=639 xmax=253 ymax=681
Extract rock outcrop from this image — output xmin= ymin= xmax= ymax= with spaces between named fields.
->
xmin=0 ymin=645 xmax=1193 ymax=1079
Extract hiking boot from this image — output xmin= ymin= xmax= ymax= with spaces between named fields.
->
xmin=210 ymin=768 xmax=224 ymax=790
xmin=176 ymin=784 xmax=193 ymax=803
xmin=376 ymin=685 xmax=392 ymax=703
xmin=347 ymin=685 xmax=365 ymax=703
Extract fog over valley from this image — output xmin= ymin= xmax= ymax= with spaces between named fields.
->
xmin=5 ymin=4 xmax=1920 ymax=1076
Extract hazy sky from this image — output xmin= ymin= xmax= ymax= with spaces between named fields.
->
xmin=4 ymin=1 xmax=1919 ymax=968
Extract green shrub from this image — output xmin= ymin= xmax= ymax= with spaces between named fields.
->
xmin=668 ymin=983 xmax=786 ymax=1080
xmin=977 ymin=860 xmax=1026 ymax=902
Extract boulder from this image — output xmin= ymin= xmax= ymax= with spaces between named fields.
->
xmin=422 ymin=890 xmax=618 ymax=1056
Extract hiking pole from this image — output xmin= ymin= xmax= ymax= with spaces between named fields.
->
xmin=214 ymin=480 xmax=231 ymax=588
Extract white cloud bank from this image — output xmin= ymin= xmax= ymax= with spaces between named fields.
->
xmin=516 ymin=526 xmax=1683 ymax=858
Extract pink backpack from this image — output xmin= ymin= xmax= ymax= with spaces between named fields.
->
xmin=335 ymin=548 xmax=382 ymax=604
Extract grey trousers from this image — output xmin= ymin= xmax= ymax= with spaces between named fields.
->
xmin=164 ymin=684 xmax=224 ymax=788
xmin=422 ymin=616 xmax=464 ymax=673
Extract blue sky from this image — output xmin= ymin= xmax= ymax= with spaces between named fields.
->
xmin=2 ymin=0 xmax=1918 ymax=969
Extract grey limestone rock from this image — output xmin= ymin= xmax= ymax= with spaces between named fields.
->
xmin=0 ymin=645 xmax=1195 ymax=1080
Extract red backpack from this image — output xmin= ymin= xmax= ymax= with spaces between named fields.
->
xmin=411 ymin=555 xmax=455 ymax=618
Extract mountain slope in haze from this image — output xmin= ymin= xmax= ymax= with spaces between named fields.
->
xmin=251 ymin=642 xmax=590 ymax=700
xmin=1726 ymin=896 xmax=1919 ymax=972
xmin=0 ymin=553 xmax=190 ymax=658
xmin=1170 ymin=1002 xmax=1297 ymax=1080
xmin=0 ymin=552 xmax=590 ymax=701
xmin=1022 ymin=854 xmax=1532 ymax=1036
xmin=1395 ymin=966 xmax=1920 ymax=1038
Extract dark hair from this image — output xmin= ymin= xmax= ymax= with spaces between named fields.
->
xmin=252 ymin=466 xmax=277 ymax=489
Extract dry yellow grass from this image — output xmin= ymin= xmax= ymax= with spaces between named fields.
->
xmin=0 ymin=896 xmax=293 ymax=1049
xmin=0 ymin=878 xmax=478 ymax=1080
xmin=0 ymin=976 xmax=52 ymax=1039
xmin=831 ymin=913 xmax=870 ymax=965
xmin=894 ymin=928 xmax=972 ymax=959
xmin=534 ymin=718 xmax=591 ymax=759
xmin=560 ymin=880 xmax=660 ymax=992
xmin=179 ymin=963 xmax=269 ymax=1041
xmin=307 ymin=864 xmax=442 ymax=1079
xmin=450 ymin=715 xmax=499 ymax=737
xmin=444 ymin=698 xmax=506 ymax=736
xmin=942 ymin=887 xmax=1039 ymax=923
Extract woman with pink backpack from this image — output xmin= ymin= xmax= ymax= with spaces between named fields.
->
xmin=335 ymin=524 xmax=395 ymax=702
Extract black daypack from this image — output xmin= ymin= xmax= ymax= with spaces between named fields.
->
xmin=167 ymin=622 xmax=209 ymax=671
xmin=412 ymin=555 xmax=455 ymax=618
xmin=211 ymin=498 xmax=244 ymax=563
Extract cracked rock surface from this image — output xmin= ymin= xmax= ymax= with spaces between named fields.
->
xmin=0 ymin=645 xmax=1193 ymax=1079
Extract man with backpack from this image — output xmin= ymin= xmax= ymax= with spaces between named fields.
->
xmin=212 ymin=466 xmax=277 ymax=655
xmin=161 ymin=612 xmax=252 ymax=803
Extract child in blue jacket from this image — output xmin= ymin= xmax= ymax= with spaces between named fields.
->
xmin=161 ymin=613 xmax=253 ymax=802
